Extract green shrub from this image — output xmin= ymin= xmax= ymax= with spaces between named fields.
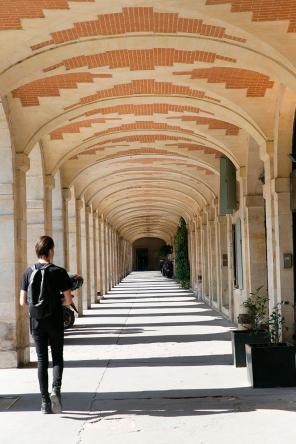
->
xmin=174 ymin=217 xmax=190 ymax=288
xmin=158 ymin=244 xmax=173 ymax=257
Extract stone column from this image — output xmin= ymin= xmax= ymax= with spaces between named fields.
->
xmin=194 ymin=216 xmax=202 ymax=299
xmin=243 ymin=196 xmax=267 ymax=295
xmin=265 ymin=178 xmax=293 ymax=338
xmin=260 ymin=142 xmax=276 ymax=310
xmin=115 ymin=233 xmax=119 ymax=283
xmin=187 ymin=223 xmax=193 ymax=289
xmin=88 ymin=208 xmax=94 ymax=304
xmin=104 ymin=221 xmax=109 ymax=292
xmin=108 ymin=224 xmax=112 ymax=290
xmin=52 ymin=171 xmax=64 ymax=267
xmin=213 ymin=201 xmax=221 ymax=311
xmin=201 ymin=209 xmax=210 ymax=301
xmin=191 ymin=221 xmax=197 ymax=291
xmin=80 ymin=203 xmax=87 ymax=310
xmin=0 ymin=152 xmax=30 ymax=368
xmin=26 ymin=143 xmax=45 ymax=266
xmin=227 ymin=214 xmax=235 ymax=321
xmin=118 ymin=236 xmax=123 ymax=281
xmin=75 ymin=199 xmax=83 ymax=315
xmin=15 ymin=154 xmax=31 ymax=367
xmin=44 ymin=175 xmax=55 ymax=238
xmin=85 ymin=205 xmax=92 ymax=309
xmin=98 ymin=217 xmax=106 ymax=296
xmin=217 ymin=215 xmax=227 ymax=314
xmin=93 ymin=211 xmax=98 ymax=302
xmin=110 ymin=227 xmax=114 ymax=288
xmin=62 ymin=188 xmax=71 ymax=271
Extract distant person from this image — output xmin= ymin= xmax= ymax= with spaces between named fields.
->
xmin=20 ymin=236 xmax=72 ymax=414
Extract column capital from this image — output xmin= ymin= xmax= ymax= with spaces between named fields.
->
xmin=98 ymin=217 xmax=104 ymax=224
xmin=237 ymin=166 xmax=246 ymax=182
xmin=15 ymin=153 xmax=30 ymax=172
xmin=76 ymin=199 xmax=83 ymax=210
xmin=211 ymin=198 xmax=218 ymax=209
xmin=93 ymin=210 xmax=99 ymax=219
xmin=217 ymin=215 xmax=227 ymax=224
xmin=45 ymin=175 xmax=55 ymax=190
xmin=85 ymin=205 xmax=92 ymax=214
xmin=259 ymin=141 xmax=274 ymax=163
xmin=62 ymin=188 xmax=71 ymax=201
xmin=189 ymin=221 xmax=195 ymax=232
xmin=271 ymin=178 xmax=290 ymax=195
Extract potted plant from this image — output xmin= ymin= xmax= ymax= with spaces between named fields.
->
xmin=231 ymin=286 xmax=269 ymax=367
xmin=245 ymin=302 xmax=296 ymax=388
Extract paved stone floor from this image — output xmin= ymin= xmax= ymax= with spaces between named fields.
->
xmin=2 ymin=271 xmax=296 ymax=443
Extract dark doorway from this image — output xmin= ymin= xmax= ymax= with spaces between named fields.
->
xmin=136 ymin=248 xmax=148 ymax=271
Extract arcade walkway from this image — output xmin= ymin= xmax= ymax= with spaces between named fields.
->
xmin=1 ymin=272 xmax=296 ymax=444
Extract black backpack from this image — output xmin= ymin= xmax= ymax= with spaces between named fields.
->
xmin=27 ymin=263 xmax=56 ymax=319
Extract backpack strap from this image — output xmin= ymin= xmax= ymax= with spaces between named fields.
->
xmin=29 ymin=264 xmax=39 ymax=285
xmin=40 ymin=263 xmax=53 ymax=270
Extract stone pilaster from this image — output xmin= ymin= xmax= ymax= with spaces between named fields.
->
xmin=52 ymin=172 xmax=64 ymax=267
xmin=107 ymin=224 xmax=112 ymax=290
xmin=92 ymin=210 xmax=98 ymax=302
xmin=15 ymin=153 xmax=30 ymax=367
xmin=75 ymin=199 xmax=83 ymax=315
xmin=201 ymin=209 xmax=210 ymax=300
xmin=217 ymin=215 xmax=227 ymax=314
xmin=44 ymin=174 xmax=55 ymax=238
xmin=85 ymin=205 xmax=92 ymax=309
xmin=62 ymin=188 xmax=71 ymax=271
xmin=98 ymin=217 xmax=106 ymax=296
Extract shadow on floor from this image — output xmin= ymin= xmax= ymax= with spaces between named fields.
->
xmin=6 ymin=388 xmax=296 ymax=420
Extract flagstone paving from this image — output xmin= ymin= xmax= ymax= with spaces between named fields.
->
xmin=1 ymin=271 xmax=296 ymax=444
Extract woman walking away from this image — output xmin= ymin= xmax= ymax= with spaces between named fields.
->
xmin=20 ymin=236 xmax=72 ymax=414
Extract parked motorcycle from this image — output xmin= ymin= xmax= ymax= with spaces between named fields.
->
xmin=159 ymin=259 xmax=164 ymax=273
xmin=62 ymin=273 xmax=84 ymax=329
xmin=162 ymin=259 xmax=174 ymax=278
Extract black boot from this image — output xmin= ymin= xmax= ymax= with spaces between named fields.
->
xmin=50 ymin=388 xmax=63 ymax=413
xmin=41 ymin=400 xmax=52 ymax=414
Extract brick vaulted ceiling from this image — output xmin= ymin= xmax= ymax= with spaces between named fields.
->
xmin=1 ymin=1 xmax=295 ymax=242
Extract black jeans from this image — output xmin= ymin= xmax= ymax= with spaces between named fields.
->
xmin=32 ymin=328 xmax=64 ymax=400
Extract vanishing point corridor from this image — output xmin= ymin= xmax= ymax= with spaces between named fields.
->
xmin=2 ymin=272 xmax=296 ymax=443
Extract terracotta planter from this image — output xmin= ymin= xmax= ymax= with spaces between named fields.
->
xmin=231 ymin=330 xmax=268 ymax=367
xmin=246 ymin=343 xmax=296 ymax=388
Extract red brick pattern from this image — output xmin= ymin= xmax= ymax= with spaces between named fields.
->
xmin=106 ymin=148 xmax=189 ymax=160
xmin=70 ymin=104 xmax=214 ymax=121
xmin=69 ymin=135 xmax=206 ymax=159
xmin=166 ymin=115 xmax=239 ymax=135
xmin=91 ymin=135 xmax=195 ymax=148
xmin=71 ymin=143 xmax=221 ymax=160
xmin=165 ymin=143 xmax=222 ymax=158
xmin=0 ymin=0 xmax=94 ymax=30
xmin=32 ymin=7 xmax=246 ymax=50
xmin=11 ymin=73 xmax=110 ymax=106
xmin=49 ymin=118 xmax=121 ymax=140
xmin=44 ymin=48 xmax=236 ymax=72
xmin=82 ymin=121 xmax=200 ymax=143
xmin=72 ymin=147 xmax=179 ymax=160
xmin=206 ymin=0 xmax=296 ymax=33
xmin=65 ymin=79 xmax=220 ymax=110
xmin=110 ymin=157 xmax=215 ymax=174
xmin=173 ymin=67 xmax=274 ymax=97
